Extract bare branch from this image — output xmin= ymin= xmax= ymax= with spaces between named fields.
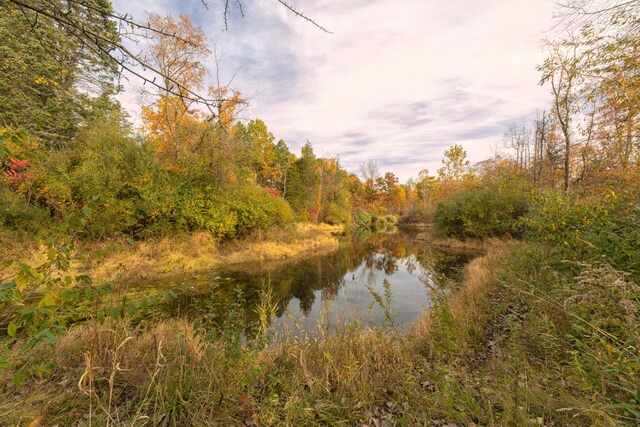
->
xmin=6 ymin=0 xmax=331 ymax=122
xmin=275 ymin=0 xmax=333 ymax=34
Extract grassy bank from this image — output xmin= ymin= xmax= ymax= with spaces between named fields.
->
xmin=0 ymin=241 xmax=505 ymax=426
xmin=400 ymin=223 xmax=490 ymax=252
xmin=3 ymin=232 xmax=636 ymax=426
xmin=1 ymin=223 xmax=342 ymax=284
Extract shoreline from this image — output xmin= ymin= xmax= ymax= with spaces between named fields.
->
xmin=1 ymin=223 xmax=343 ymax=284
xmin=400 ymin=223 xmax=490 ymax=252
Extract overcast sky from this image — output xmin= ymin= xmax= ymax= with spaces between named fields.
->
xmin=112 ymin=0 xmax=557 ymax=181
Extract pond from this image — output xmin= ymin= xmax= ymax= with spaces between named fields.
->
xmin=119 ymin=228 xmax=477 ymax=337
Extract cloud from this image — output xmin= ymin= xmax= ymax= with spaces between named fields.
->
xmin=112 ymin=0 xmax=556 ymax=181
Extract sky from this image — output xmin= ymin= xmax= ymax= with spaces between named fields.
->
xmin=112 ymin=0 xmax=558 ymax=181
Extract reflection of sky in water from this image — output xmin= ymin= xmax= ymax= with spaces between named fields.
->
xmin=272 ymin=249 xmax=457 ymax=336
xmin=131 ymin=231 xmax=475 ymax=337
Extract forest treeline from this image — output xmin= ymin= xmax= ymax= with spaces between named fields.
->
xmin=2 ymin=1 xmax=640 ymax=244
xmin=0 ymin=3 xmax=418 ymax=241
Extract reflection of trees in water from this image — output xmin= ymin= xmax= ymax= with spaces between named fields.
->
xmin=168 ymin=230 xmax=474 ymax=332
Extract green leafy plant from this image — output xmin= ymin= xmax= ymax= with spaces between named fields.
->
xmin=434 ymin=185 xmax=530 ymax=238
xmin=1 ymin=208 xmax=101 ymax=384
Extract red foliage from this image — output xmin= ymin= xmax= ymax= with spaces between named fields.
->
xmin=3 ymin=157 xmax=34 ymax=186
xmin=263 ymin=188 xmax=281 ymax=197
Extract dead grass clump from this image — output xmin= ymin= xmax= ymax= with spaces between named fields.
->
xmin=0 ymin=231 xmax=46 ymax=265
xmin=255 ymin=325 xmax=422 ymax=425
xmin=37 ymin=318 xmax=217 ymax=425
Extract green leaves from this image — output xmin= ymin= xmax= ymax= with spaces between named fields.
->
xmin=434 ymin=186 xmax=529 ymax=238
xmin=0 ymin=282 xmax=17 ymax=304
xmin=7 ymin=321 xmax=18 ymax=338
xmin=0 ymin=130 xmax=26 ymax=160
xmin=81 ymin=206 xmax=93 ymax=219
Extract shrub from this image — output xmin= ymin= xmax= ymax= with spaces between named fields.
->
xmin=268 ymin=193 xmax=295 ymax=226
xmin=353 ymin=209 xmax=372 ymax=229
xmin=520 ymin=190 xmax=640 ymax=279
xmin=434 ymin=186 xmax=529 ymax=238
xmin=176 ymin=186 xmax=295 ymax=238
xmin=177 ymin=189 xmax=238 ymax=237
xmin=323 ymin=202 xmax=349 ymax=225
xmin=0 ymin=185 xmax=50 ymax=235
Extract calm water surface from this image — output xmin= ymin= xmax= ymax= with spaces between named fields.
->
xmin=129 ymin=229 xmax=476 ymax=335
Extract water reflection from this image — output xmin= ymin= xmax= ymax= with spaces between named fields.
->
xmin=142 ymin=229 xmax=476 ymax=335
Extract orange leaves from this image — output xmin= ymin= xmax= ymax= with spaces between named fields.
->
xmin=3 ymin=157 xmax=36 ymax=188
xmin=210 ymin=86 xmax=246 ymax=134
xmin=141 ymin=95 xmax=204 ymax=156
xmin=145 ymin=14 xmax=210 ymax=93
xmin=140 ymin=13 xmax=213 ymax=163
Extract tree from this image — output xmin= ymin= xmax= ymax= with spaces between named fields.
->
xmin=549 ymin=1 xmax=640 ymax=183
xmin=539 ymin=40 xmax=582 ymax=193
xmin=438 ymin=145 xmax=471 ymax=181
xmin=504 ymin=120 xmax=533 ymax=171
xmin=4 ymin=0 xmax=329 ymax=118
xmin=0 ymin=0 xmax=118 ymax=144
xmin=140 ymin=14 xmax=210 ymax=157
xmin=377 ymin=172 xmax=399 ymax=197
xmin=287 ymin=142 xmax=320 ymax=219
xmin=235 ymin=119 xmax=279 ymax=187
xmin=416 ymin=169 xmax=437 ymax=215
xmin=359 ymin=160 xmax=380 ymax=181
xmin=275 ymin=140 xmax=295 ymax=197
xmin=317 ymin=158 xmax=351 ymax=224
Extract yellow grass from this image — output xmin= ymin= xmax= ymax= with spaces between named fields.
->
xmin=85 ymin=223 xmax=341 ymax=282
xmin=412 ymin=226 xmax=501 ymax=252
xmin=1 ymin=223 xmax=342 ymax=283
xmin=410 ymin=238 xmax=507 ymax=357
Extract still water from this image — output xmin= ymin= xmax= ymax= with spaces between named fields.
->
xmin=128 ymin=229 xmax=476 ymax=336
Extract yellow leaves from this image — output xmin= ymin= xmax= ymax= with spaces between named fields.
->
xmin=146 ymin=13 xmax=210 ymax=92
xmin=141 ymin=95 xmax=205 ymax=159
xmin=209 ymin=86 xmax=246 ymax=133
xmin=14 ymin=262 xmax=43 ymax=292
xmin=38 ymin=292 xmax=60 ymax=310
xmin=33 ymin=75 xmax=58 ymax=86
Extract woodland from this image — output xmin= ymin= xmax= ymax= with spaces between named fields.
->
xmin=0 ymin=0 xmax=639 ymax=425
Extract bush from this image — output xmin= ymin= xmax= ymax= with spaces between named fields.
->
xmin=434 ymin=186 xmax=529 ymax=238
xmin=176 ymin=186 xmax=295 ymax=238
xmin=0 ymin=186 xmax=50 ymax=235
xmin=520 ymin=190 xmax=640 ymax=279
xmin=353 ymin=209 xmax=372 ymax=229
xmin=177 ymin=189 xmax=239 ymax=237
xmin=493 ymin=239 xmax=640 ymax=425
xmin=230 ymin=187 xmax=294 ymax=235
xmin=267 ymin=193 xmax=295 ymax=226
xmin=323 ymin=202 xmax=349 ymax=225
